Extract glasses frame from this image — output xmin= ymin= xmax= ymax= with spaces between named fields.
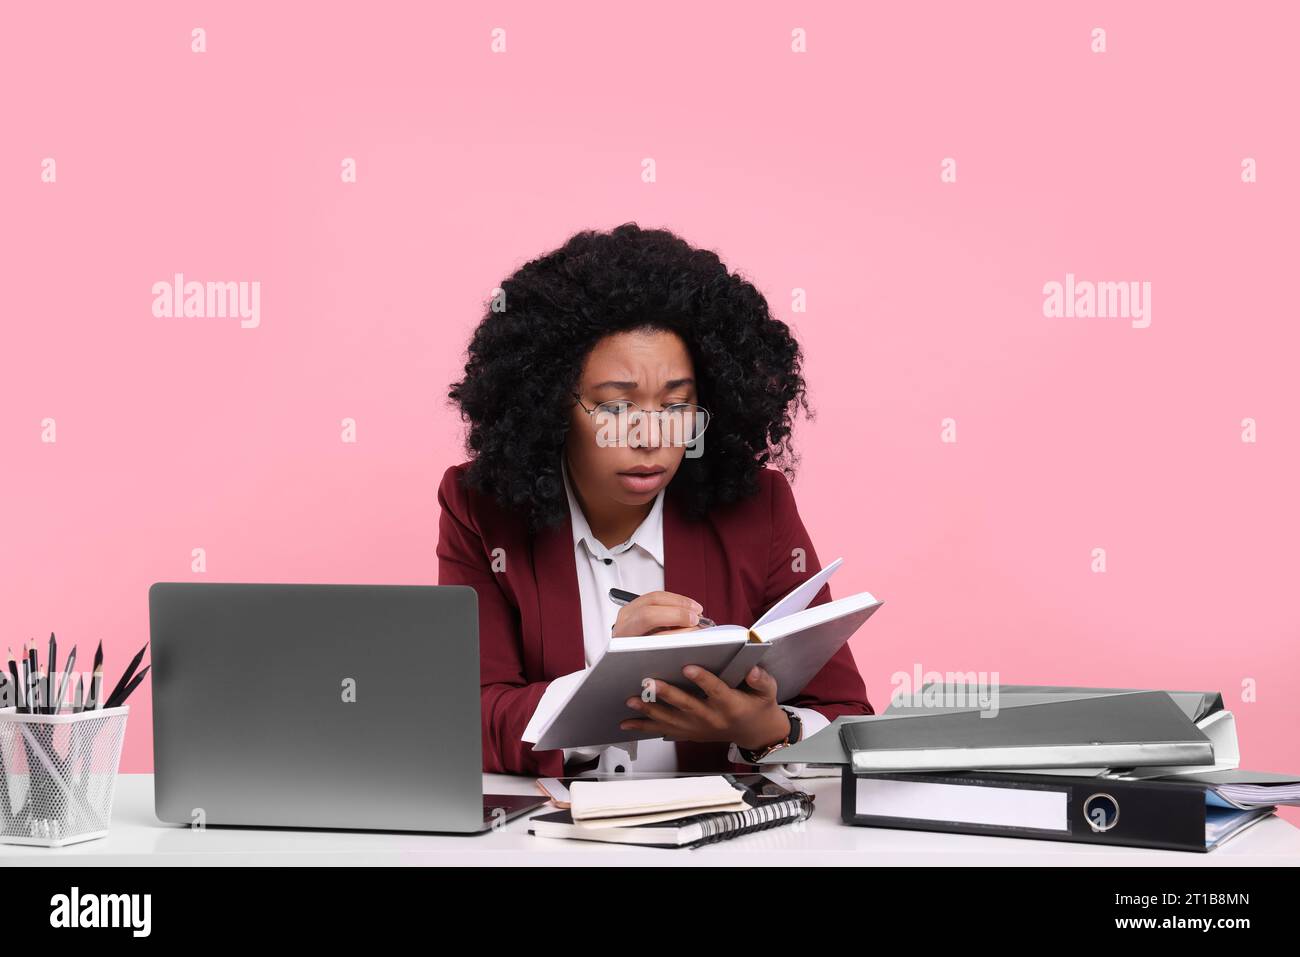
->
xmin=571 ymin=393 xmax=711 ymax=448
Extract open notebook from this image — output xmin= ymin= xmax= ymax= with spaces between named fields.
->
xmin=525 ymin=558 xmax=882 ymax=752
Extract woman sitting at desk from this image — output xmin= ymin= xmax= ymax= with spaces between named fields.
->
xmin=438 ymin=222 xmax=873 ymax=776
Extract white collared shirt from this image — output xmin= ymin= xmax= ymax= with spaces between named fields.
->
xmin=532 ymin=458 xmax=827 ymax=774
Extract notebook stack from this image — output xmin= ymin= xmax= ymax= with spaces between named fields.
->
xmin=528 ymin=773 xmax=813 ymax=849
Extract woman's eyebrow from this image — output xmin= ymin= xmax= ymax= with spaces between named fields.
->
xmin=589 ymin=377 xmax=695 ymax=391
xmin=590 ymin=380 xmax=638 ymax=391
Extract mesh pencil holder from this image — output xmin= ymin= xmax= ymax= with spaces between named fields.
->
xmin=0 ymin=705 xmax=129 ymax=847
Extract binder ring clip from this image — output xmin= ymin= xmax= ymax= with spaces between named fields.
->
xmin=1083 ymin=793 xmax=1120 ymax=832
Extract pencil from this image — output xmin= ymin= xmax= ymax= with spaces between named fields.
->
xmin=48 ymin=632 xmax=57 ymax=714
xmin=88 ymin=641 xmax=103 ymax=709
xmin=28 ymin=645 xmax=38 ymax=712
xmin=54 ymin=647 xmax=77 ymax=716
xmin=90 ymin=665 xmax=104 ymax=711
xmin=20 ymin=643 xmax=30 ymax=713
xmin=104 ymin=641 xmax=148 ymax=709
xmin=106 ymin=665 xmax=150 ymax=708
xmin=6 ymin=650 xmax=20 ymax=711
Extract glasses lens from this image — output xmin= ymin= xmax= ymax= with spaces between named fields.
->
xmin=661 ymin=405 xmax=709 ymax=446
xmin=592 ymin=400 xmax=633 ymax=432
xmin=589 ymin=401 xmax=709 ymax=447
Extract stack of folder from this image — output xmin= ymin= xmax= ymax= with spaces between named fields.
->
xmin=757 ymin=684 xmax=1300 ymax=852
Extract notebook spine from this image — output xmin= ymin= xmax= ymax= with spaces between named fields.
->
xmin=689 ymin=792 xmax=814 ymax=848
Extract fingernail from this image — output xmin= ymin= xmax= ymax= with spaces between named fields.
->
xmin=684 ymin=665 xmax=699 ymax=678
xmin=689 ymin=612 xmax=699 ymax=625
xmin=625 ymin=698 xmax=639 ymax=709
xmin=691 ymin=600 xmax=703 ymax=612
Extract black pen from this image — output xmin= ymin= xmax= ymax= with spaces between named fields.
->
xmin=607 ymin=587 xmax=716 ymax=628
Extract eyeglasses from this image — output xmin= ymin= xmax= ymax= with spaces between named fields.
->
xmin=572 ymin=394 xmax=711 ymax=448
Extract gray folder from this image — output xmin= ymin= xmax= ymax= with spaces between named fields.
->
xmin=882 ymin=683 xmax=1223 ymax=724
xmin=762 ymin=684 xmax=1222 ymax=771
xmin=840 ymin=691 xmax=1213 ymax=772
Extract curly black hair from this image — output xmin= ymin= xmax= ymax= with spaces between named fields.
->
xmin=448 ymin=222 xmax=811 ymax=529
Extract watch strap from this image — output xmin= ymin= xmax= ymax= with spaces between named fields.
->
xmin=737 ymin=707 xmax=801 ymax=764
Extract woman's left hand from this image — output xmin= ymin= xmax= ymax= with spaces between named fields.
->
xmin=619 ymin=665 xmax=793 ymax=751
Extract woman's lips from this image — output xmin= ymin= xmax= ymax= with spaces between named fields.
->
xmin=616 ymin=468 xmax=666 ymax=494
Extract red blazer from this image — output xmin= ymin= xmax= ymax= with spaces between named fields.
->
xmin=436 ymin=461 xmax=874 ymax=776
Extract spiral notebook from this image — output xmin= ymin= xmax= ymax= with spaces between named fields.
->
xmin=528 ymin=773 xmax=814 ymax=848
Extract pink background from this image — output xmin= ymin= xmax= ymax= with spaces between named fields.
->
xmin=2 ymin=3 xmax=1296 ymax=822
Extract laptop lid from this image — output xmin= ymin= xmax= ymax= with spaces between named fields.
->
xmin=150 ymin=582 xmax=486 ymax=832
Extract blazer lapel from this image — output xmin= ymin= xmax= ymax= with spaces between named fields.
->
xmin=532 ymin=514 xmax=586 ymax=678
xmin=534 ymin=486 xmax=707 ymax=681
xmin=662 ymin=491 xmax=709 ymax=609
xmin=662 ymin=490 xmax=726 ymax=770
xmin=533 ymin=486 xmax=727 ymax=769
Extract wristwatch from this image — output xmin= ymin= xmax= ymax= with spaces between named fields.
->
xmin=737 ymin=708 xmax=801 ymax=765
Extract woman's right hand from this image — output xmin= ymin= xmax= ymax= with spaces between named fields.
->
xmin=611 ymin=591 xmax=705 ymax=638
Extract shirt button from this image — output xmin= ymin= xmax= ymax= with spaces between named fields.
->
xmin=603 ymin=558 xmax=613 ymax=565
xmin=615 ymin=765 xmax=626 ymax=773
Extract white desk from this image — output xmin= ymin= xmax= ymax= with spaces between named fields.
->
xmin=4 ymin=773 xmax=1299 ymax=866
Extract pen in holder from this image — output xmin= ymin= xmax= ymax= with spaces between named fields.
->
xmin=0 ymin=705 xmax=129 ymax=847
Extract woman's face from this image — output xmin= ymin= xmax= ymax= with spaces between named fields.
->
xmin=566 ymin=328 xmax=698 ymax=512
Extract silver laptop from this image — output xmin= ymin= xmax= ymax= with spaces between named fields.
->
xmin=149 ymin=582 xmax=546 ymax=833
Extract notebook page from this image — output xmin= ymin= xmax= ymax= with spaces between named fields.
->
xmin=521 ymin=669 xmax=587 ymax=744
xmin=609 ymin=624 xmax=750 ymax=649
xmin=751 ymin=557 xmax=844 ymax=629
